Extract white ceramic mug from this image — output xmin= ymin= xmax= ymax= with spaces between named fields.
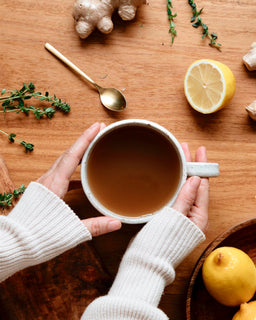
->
xmin=81 ymin=119 xmax=219 ymax=224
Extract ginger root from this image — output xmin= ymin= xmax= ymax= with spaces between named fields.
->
xmin=243 ymin=42 xmax=256 ymax=71
xmin=73 ymin=0 xmax=146 ymax=39
xmin=246 ymin=100 xmax=256 ymax=121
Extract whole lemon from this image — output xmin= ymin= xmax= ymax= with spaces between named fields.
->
xmin=233 ymin=301 xmax=256 ymax=320
xmin=202 ymin=246 xmax=256 ymax=306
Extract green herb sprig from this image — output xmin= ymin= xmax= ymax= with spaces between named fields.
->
xmin=188 ymin=0 xmax=221 ymax=50
xmin=0 ymin=129 xmax=34 ymax=152
xmin=0 ymin=184 xmax=26 ymax=210
xmin=0 ymin=82 xmax=70 ymax=118
xmin=0 ymin=82 xmax=71 ymax=152
xmin=167 ymin=0 xmax=177 ymax=45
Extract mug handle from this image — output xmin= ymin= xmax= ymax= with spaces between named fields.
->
xmin=186 ymin=162 xmax=219 ymax=177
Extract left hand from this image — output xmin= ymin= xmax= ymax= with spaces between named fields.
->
xmin=37 ymin=122 xmax=122 ymax=237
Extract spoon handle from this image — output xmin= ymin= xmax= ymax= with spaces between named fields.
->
xmin=45 ymin=43 xmax=96 ymax=87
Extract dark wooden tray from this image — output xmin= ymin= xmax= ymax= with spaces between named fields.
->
xmin=0 ymin=157 xmax=111 ymax=320
xmin=186 ymin=218 xmax=256 ymax=320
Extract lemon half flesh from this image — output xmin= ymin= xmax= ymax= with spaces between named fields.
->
xmin=184 ymin=59 xmax=236 ymax=114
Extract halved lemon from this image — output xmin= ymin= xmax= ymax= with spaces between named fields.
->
xmin=184 ymin=59 xmax=236 ymax=114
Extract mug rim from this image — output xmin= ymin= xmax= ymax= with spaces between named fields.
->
xmin=80 ymin=119 xmax=187 ymax=224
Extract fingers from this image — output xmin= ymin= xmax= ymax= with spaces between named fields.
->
xmin=181 ymin=143 xmax=207 ymax=162
xmin=181 ymin=142 xmax=192 ymax=162
xmin=194 ymin=146 xmax=209 ymax=211
xmin=100 ymin=122 xmax=106 ymax=130
xmin=195 ymin=177 xmax=209 ymax=209
xmin=47 ymin=122 xmax=106 ymax=184
xmin=194 ymin=175 xmax=209 ymax=219
xmin=172 ymin=176 xmax=201 ymax=216
xmin=195 ymin=146 xmax=207 ymax=162
xmin=173 ymin=144 xmax=209 ymax=232
xmin=63 ymin=123 xmax=106 ymax=190
xmin=83 ymin=216 xmax=122 ymax=237
xmin=55 ymin=122 xmax=103 ymax=181
xmin=188 ymin=175 xmax=209 ymax=233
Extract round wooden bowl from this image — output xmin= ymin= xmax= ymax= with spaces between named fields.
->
xmin=186 ymin=218 xmax=256 ymax=320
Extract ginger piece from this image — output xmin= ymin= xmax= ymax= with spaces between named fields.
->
xmin=243 ymin=42 xmax=256 ymax=71
xmin=73 ymin=0 xmax=146 ymax=39
xmin=246 ymin=100 xmax=256 ymax=121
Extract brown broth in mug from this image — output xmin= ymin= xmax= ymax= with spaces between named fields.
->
xmin=87 ymin=126 xmax=181 ymax=217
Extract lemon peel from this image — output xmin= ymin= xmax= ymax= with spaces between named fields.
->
xmin=232 ymin=301 xmax=256 ymax=320
xmin=202 ymin=246 xmax=256 ymax=306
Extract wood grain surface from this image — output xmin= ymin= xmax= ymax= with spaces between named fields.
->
xmin=1 ymin=0 xmax=256 ymax=319
xmin=0 ymin=158 xmax=112 ymax=320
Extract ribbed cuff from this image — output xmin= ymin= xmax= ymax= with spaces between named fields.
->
xmin=0 ymin=182 xmax=91 ymax=282
xmin=127 ymin=207 xmax=206 ymax=268
xmin=109 ymin=207 xmax=205 ymax=306
xmin=82 ymin=208 xmax=205 ymax=319
xmin=82 ymin=296 xmax=169 ymax=320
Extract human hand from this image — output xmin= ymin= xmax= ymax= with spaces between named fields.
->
xmin=172 ymin=143 xmax=209 ymax=233
xmin=37 ymin=122 xmax=122 ymax=236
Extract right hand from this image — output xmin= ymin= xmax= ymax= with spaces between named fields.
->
xmin=172 ymin=143 xmax=209 ymax=233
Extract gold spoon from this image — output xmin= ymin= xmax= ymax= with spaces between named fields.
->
xmin=44 ymin=43 xmax=126 ymax=112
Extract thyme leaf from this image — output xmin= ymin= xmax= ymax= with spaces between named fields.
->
xmin=0 ymin=82 xmax=71 ymax=118
xmin=0 ymin=129 xmax=34 ymax=152
xmin=0 ymin=82 xmax=71 ymax=152
xmin=0 ymin=184 xmax=26 ymax=210
xmin=188 ymin=0 xmax=221 ymax=50
xmin=167 ymin=0 xmax=177 ymax=45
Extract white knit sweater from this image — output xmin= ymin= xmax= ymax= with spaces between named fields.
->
xmin=0 ymin=182 xmax=205 ymax=319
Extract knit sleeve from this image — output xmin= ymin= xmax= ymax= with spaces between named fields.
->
xmin=82 ymin=207 xmax=205 ymax=320
xmin=0 ymin=182 xmax=92 ymax=282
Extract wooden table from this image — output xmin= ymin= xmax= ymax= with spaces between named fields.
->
xmin=1 ymin=0 xmax=256 ymax=319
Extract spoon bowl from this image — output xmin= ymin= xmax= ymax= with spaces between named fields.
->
xmin=45 ymin=43 xmax=126 ymax=112
xmin=97 ymin=86 xmax=126 ymax=111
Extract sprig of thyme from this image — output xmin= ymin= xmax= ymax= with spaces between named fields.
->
xmin=188 ymin=0 xmax=221 ymax=50
xmin=0 ymin=82 xmax=70 ymax=119
xmin=0 ymin=129 xmax=34 ymax=152
xmin=0 ymin=82 xmax=71 ymax=152
xmin=167 ymin=0 xmax=177 ymax=44
xmin=0 ymin=184 xmax=26 ymax=210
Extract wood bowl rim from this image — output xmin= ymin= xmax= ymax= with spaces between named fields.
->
xmin=186 ymin=217 xmax=256 ymax=320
